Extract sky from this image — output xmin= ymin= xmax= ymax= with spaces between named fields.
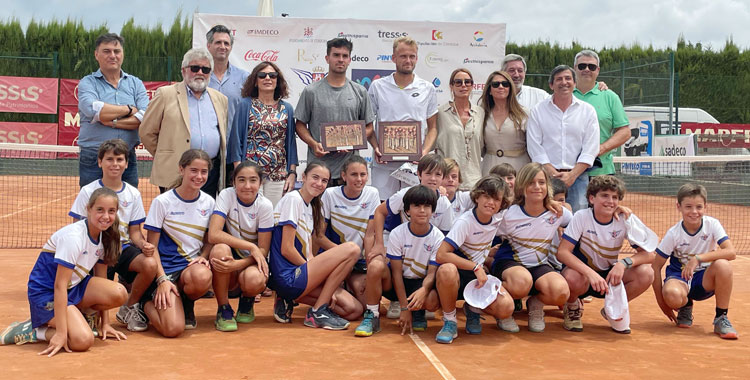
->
xmin=2 ymin=0 xmax=748 ymax=51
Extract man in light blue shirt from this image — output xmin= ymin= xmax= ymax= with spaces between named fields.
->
xmin=206 ymin=25 xmax=249 ymax=186
xmin=77 ymin=33 xmax=149 ymax=188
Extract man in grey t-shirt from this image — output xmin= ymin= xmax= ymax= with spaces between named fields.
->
xmin=295 ymin=37 xmax=376 ymax=186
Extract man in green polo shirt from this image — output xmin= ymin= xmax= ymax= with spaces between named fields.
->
xmin=573 ymin=50 xmax=630 ymax=177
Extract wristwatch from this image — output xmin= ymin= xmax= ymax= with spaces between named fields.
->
xmin=621 ymin=257 xmax=633 ymax=269
xmin=126 ymin=104 xmax=133 ymax=117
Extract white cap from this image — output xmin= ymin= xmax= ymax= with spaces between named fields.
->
xmin=625 ymin=214 xmax=659 ymax=252
xmin=463 ymin=275 xmax=503 ymax=309
xmin=604 ymin=282 xmax=631 ymax=332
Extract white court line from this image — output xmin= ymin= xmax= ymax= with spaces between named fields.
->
xmin=737 ymin=255 xmax=750 ymax=261
xmin=0 ymin=194 xmax=75 ymax=220
xmin=409 ymin=333 xmax=456 ymax=380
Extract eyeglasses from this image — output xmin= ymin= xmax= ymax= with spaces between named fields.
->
xmin=491 ymin=81 xmax=511 ymax=88
xmin=188 ymin=65 xmax=211 ymax=74
xmin=452 ymin=79 xmax=473 ymax=87
xmin=257 ymin=72 xmax=279 ymax=79
xmin=577 ymin=63 xmax=598 ymax=71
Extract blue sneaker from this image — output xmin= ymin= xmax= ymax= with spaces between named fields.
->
xmin=274 ymin=297 xmax=294 ymax=324
xmin=1 ymin=320 xmax=36 ymax=345
xmin=463 ymin=303 xmax=482 ymax=335
xmin=412 ymin=310 xmax=427 ymax=332
xmin=436 ymin=320 xmax=458 ymax=344
xmin=354 ymin=310 xmax=380 ymax=337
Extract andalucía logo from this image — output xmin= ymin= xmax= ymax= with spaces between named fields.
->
xmin=470 ymin=31 xmax=488 ymax=47
xmin=351 ymin=69 xmax=395 ymax=90
xmin=291 ymin=66 xmax=327 ymax=86
xmin=244 ymin=49 xmax=279 ymax=62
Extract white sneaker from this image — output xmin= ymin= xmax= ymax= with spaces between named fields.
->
xmin=425 ymin=310 xmax=436 ymax=320
xmin=116 ymin=304 xmax=148 ymax=332
xmin=497 ymin=317 xmax=520 ymax=333
xmin=386 ymin=301 xmax=401 ymax=319
xmin=526 ymin=296 xmax=545 ymax=333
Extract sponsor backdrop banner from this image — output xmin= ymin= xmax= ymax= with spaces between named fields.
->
xmin=193 ymin=14 xmax=506 ymax=165
xmin=0 ymin=76 xmax=58 ymax=114
xmin=681 ymin=123 xmax=750 ymax=149
xmin=0 ymin=122 xmax=58 ymax=145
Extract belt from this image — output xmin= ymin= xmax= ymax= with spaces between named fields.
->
xmin=495 ymin=149 xmax=524 ymax=158
xmin=556 ymin=168 xmax=572 ymax=172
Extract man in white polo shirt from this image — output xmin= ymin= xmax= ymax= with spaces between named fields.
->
xmin=526 ymin=65 xmax=600 ymax=212
xmin=368 ymin=36 xmax=438 ymax=200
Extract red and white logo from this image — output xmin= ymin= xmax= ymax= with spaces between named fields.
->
xmin=244 ymin=49 xmax=280 ymax=62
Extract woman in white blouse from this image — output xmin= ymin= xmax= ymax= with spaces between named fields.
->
xmin=435 ymin=68 xmax=485 ymax=190
xmin=480 ymin=70 xmax=531 ymax=175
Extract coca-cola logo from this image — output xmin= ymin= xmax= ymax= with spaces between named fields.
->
xmin=244 ymin=49 xmax=280 ymax=62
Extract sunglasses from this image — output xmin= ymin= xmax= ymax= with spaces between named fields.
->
xmin=577 ymin=63 xmax=598 ymax=71
xmin=188 ymin=65 xmax=211 ymax=74
xmin=452 ymin=79 xmax=473 ymax=86
xmin=257 ymin=72 xmax=279 ymax=79
xmin=491 ymin=81 xmax=511 ymax=88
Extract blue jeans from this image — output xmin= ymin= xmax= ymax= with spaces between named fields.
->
xmin=79 ymin=146 xmax=139 ymax=188
xmin=565 ymin=173 xmax=589 ymax=213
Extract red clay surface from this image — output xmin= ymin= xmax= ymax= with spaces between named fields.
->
xmin=1 ymin=250 xmax=749 ymax=380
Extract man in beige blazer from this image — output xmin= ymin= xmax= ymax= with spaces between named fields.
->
xmin=140 ymin=48 xmax=229 ymax=197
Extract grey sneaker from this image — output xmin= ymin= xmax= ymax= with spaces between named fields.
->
xmin=676 ymin=304 xmax=693 ymax=328
xmin=713 ymin=314 xmax=739 ymax=339
xmin=85 ymin=312 xmax=100 ymax=337
xmin=303 ymin=304 xmax=350 ymax=330
xmin=497 ymin=317 xmax=520 ymax=333
xmin=116 ymin=304 xmax=148 ymax=332
xmin=563 ymin=301 xmax=583 ymax=332
xmin=526 ymin=296 xmax=545 ymax=333
xmin=387 ymin=301 xmax=401 ymax=319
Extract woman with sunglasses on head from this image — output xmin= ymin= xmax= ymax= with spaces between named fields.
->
xmin=479 ymin=70 xmax=531 ymax=176
xmin=229 ymin=61 xmax=298 ymax=207
xmin=434 ymin=68 xmax=484 ymax=190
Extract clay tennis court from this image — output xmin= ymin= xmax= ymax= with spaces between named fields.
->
xmin=2 ymin=178 xmax=750 ymax=379
xmin=0 ymin=250 xmax=749 ymax=379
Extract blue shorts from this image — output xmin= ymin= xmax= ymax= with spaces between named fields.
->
xmin=665 ymin=267 xmax=714 ymax=301
xmin=270 ymin=263 xmax=308 ymax=300
xmin=28 ymin=275 xmax=92 ymax=328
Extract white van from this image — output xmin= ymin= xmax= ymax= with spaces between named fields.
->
xmin=624 ymin=106 xmax=719 ymax=135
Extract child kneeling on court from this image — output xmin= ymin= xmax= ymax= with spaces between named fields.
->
xmin=269 ymin=161 xmax=362 ymax=330
xmin=370 ymin=153 xmax=451 ymax=318
xmin=142 ymin=150 xmax=215 ymax=337
xmin=652 ymin=183 xmax=738 ymax=339
xmin=1 ymin=188 xmax=128 ymax=356
xmin=355 ymin=185 xmax=443 ymax=336
xmin=208 ymin=161 xmax=274 ymax=332
xmin=557 ymin=176 xmax=655 ymax=333
xmin=434 ymin=176 xmax=516 ymax=344
xmin=69 ymin=139 xmax=157 ymax=333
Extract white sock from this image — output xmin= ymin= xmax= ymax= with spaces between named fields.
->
xmin=443 ymin=309 xmax=457 ymax=323
xmin=34 ymin=326 xmax=48 ymax=341
xmin=366 ymin=304 xmax=379 ymax=318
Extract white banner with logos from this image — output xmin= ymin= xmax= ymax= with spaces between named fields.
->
xmin=193 ymin=13 xmax=506 ymax=167
xmin=652 ymin=134 xmax=696 ymax=176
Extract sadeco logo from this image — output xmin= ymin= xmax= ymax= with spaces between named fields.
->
xmin=351 ymin=69 xmax=395 ymax=90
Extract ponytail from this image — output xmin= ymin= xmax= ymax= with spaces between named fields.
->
xmin=87 ymin=187 xmax=121 ymax=266
xmin=304 ymin=161 xmax=329 ymax=236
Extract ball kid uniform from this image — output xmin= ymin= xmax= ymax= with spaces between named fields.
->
xmin=384 ymin=186 xmax=452 ymax=233
xmin=144 ymin=189 xmax=214 ymax=281
xmin=70 ymin=179 xmax=146 ymax=282
xmin=213 ymin=187 xmax=274 ymax=259
xmin=444 ymin=191 xmax=473 ymax=234
xmin=383 ymin=222 xmax=444 ymax=301
xmin=656 ymin=216 xmax=729 ymax=300
xmin=492 ymin=205 xmax=572 ymax=292
xmin=321 ymin=185 xmax=380 ymax=270
xmin=269 ymin=191 xmax=314 ymax=300
xmin=27 ymin=220 xmax=105 ymax=328
xmin=443 ymin=208 xmax=504 ymax=300
xmin=562 ymin=209 xmax=654 ymax=298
